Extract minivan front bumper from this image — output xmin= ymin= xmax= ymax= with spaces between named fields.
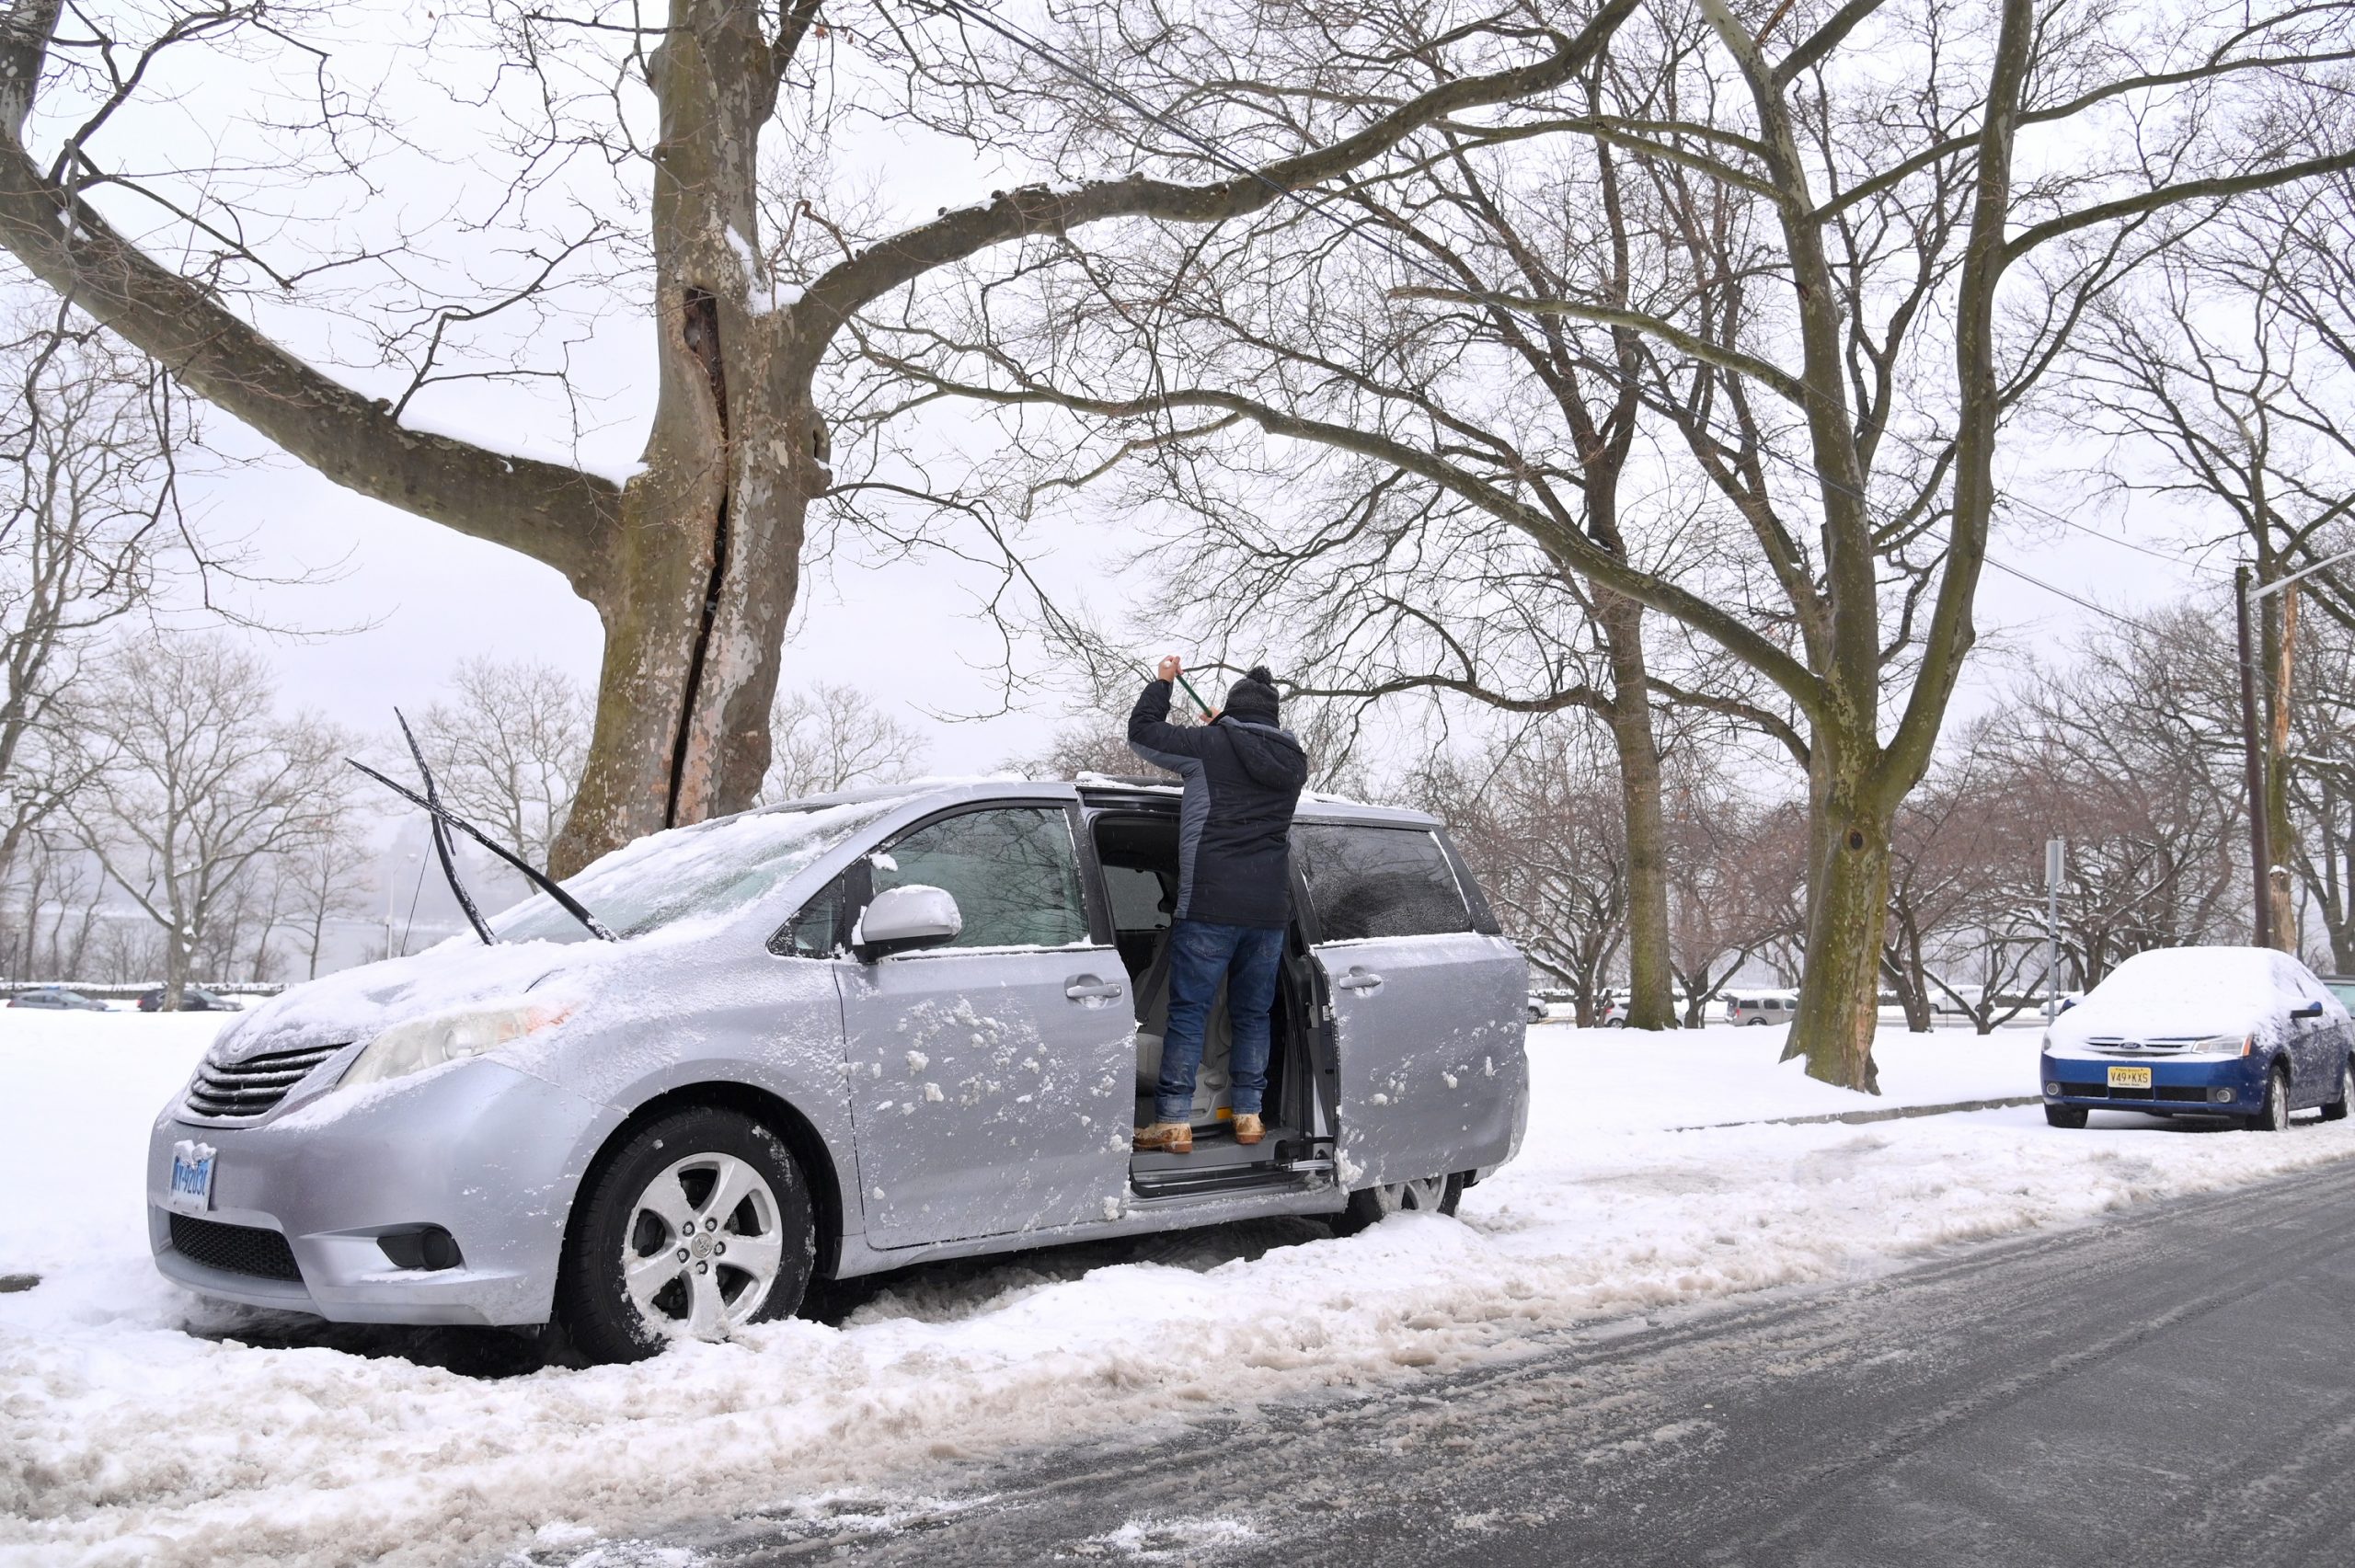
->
xmin=146 ymin=1059 xmax=618 ymax=1326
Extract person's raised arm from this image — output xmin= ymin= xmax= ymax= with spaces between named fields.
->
xmin=1129 ymin=655 xmax=1213 ymax=761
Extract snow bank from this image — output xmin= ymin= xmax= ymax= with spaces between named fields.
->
xmin=5 ymin=1017 xmax=2353 ymax=1565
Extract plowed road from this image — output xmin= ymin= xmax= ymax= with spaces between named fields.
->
xmin=630 ymin=1160 xmax=2355 ymax=1566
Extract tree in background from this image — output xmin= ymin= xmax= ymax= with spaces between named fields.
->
xmin=417 ymin=658 xmax=593 ymax=873
xmin=0 ymin=0 xmax=1646 ymax=876
xmin=281 ymin=823 xmax=378 ymax=981
xmin=66 ymin=636 xmax=350 ymax=1007
xmin=1663 ymin=778 xmax=1801 ymax=1029
xmin=1426 ymin=726 xmax=1631 ymax=1026
xmin=0 ymin=297 xmax=193 ymax=891
xmin=873 ymin=0 xmax=2355 ymax=1087
xmin=761 ymin=681 xmax=926 ymax=802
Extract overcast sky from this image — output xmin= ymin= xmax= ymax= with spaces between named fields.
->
xmin=62 ymin=6 xmax=2248 ymax=795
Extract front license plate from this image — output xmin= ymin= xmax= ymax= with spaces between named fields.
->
xmin=2108 ymin=1066 xmax=2154 ymax=1090
xmin=166 ymin=1140 xmax=216 ymax=1214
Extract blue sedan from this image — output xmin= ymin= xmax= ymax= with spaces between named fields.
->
xmin=2040 ymin=946 xmax=2355 ymax=1132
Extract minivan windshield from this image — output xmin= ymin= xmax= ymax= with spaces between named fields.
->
xmin=492 ymin=798 xmax=903 ymax=944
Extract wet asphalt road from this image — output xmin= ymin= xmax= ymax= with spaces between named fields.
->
xmin=636 ymin=1159 xmax=2355 ymax=1567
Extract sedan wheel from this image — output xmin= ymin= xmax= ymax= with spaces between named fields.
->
xmin=558 ymin=1107 xmax=815 ymax=1363
xmin=2324 ymin=1058 xmax=2353 ymax=1123
xmin=2247 ymin=1067 xmax=2292 ymax=1133
xmin=1334 ymin=1172 xmax=1463 ymax=1235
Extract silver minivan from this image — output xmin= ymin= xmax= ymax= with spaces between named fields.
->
xmin=147 ymin=780 xmax=1529 ymax=1361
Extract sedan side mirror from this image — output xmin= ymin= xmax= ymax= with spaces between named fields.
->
xmin=2292 ymin=1001 xmax=2326 ymax=1020
xmin=856 ymin=885 xmax=962 ymax=961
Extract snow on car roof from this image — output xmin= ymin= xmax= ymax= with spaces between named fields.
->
xmin=2049 ymin=944 xmax=2340 ymax=1049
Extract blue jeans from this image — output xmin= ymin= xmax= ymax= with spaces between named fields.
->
xmin=1156 ymin=920 xmax=1286 ymax=1123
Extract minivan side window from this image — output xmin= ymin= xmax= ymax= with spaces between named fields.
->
xmin=1295 ymin=824 xmax=1473 ymax=942
xmin=773 ymin=869 xmax=853 ymax=957
xmin=874 ymin=807 xmax=1090 ymax=949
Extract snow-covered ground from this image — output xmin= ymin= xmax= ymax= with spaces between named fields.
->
xmin=6 ymin=1013 xmax=2355 ymax=1567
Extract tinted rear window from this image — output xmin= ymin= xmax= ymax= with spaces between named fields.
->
xmin=1295 ymin=823 xmax=1472 ymax=941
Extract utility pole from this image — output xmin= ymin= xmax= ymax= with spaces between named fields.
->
xmin=2236 ymin=544 xmax=2355 ymax=949
xmin=2045 ymin=839 xmax=2065 ymax=1023
xmin=2237 ymin=565 xmax=2274 ymax=948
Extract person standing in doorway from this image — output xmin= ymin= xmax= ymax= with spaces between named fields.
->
xmin=1127 ymin=657 xmax=1310 ymax=1154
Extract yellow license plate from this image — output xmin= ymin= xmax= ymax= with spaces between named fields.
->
xmin=2108 ymin=1066 xmax=2153 ymax=1089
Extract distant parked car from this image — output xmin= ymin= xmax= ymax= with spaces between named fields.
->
xmin=136 ymin=986 xmax=244 ymax=1013
xmin=1727 ymin=994 xmax=1796 ymax=1026
xmin=1525 ymin=993 xmax=1550 ymax=1023
xmin=2040 ymin=946 xmax=2355 ymax=1131
xmin=6 ymin=986 xmax=107 ymax=1011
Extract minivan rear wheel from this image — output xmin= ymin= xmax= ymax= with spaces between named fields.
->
xmin=1333 ymin=1173 xmax=1463 ymax=1236
xmin=557 ymin=1107 xmax=816 ymax=1364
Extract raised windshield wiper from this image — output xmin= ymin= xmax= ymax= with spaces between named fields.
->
xmin=396 ymin=709 xmax=495 ymax=946
xmin=348 ymin=726 xmax=619 ymax=944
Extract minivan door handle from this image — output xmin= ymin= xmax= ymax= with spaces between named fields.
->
xmin=1334 ymin=967 xmax=1383 ymax=991
xmin=1064 ymin=975 xmax=1125 ymax=1001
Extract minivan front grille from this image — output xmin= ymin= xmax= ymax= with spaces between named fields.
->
xmin=168 ymin=1213 xmax=302 ymax=1281
xmin=183 ymin=1042 xmax=345 ymax=1120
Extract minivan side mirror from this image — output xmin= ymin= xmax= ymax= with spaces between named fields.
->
xmin=856 ymin=885 xmax=962 ymax=960
xmin=2292 ymin=1001 xmax=2326 ymax=1020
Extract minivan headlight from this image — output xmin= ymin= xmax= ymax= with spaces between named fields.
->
xmin=2181 ymin=1033 xmax=2254 ymax=1057
xmin=339 ymin=1003 xmax=567 ymax=1091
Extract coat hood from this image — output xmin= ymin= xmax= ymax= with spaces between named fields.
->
xmin=1221 ymin=717 xmax=1309 ymax=791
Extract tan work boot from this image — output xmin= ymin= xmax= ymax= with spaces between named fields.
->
xmin=1233 ymin=1113 xmax=1265 ymax=1146
xmin=1133 ymin=1121 xmax=1192 ymax=1154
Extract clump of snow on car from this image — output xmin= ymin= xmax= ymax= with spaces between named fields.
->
xmin=2047 ymin=944 xmax=2341 ymax=1053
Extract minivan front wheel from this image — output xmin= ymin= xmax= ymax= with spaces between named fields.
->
xmin=2322 ymin=1057 xmax=2353 ymax=1123
xmin=1333 ymin=1173 xmax=1463 ymax=1236
xmin=558 ymin=1107 xmax=816 ymax=1363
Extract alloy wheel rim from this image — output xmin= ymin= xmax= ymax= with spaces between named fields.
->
xmin=620 ymin=1151 xmax=784 ymax=1340
xmin=2273 ymin=1074 xmax=2289 ymax=1127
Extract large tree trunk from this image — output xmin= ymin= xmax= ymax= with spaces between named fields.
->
xmin=1595 ymin=591 xmax=1677 ymax=1029
xmin=547 ymin=2 xmax=825 ymax=877
xmin=1782 ymin=740 xmax=1889 ymax=1093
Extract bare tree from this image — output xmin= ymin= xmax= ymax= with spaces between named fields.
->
xmin=68 ymin=635 xmax=350 ymax=1007
xmin=760 ymin=681 xmax=926 ymax=802
xmin=281 ymin=821 xmax=377 ymax=981
xmin=416 ymin=658 xmax=592 ymax=873
xmin=1663 ymin=776 xmax=1801 ymax=1028
xmin=1426 ymin=727 xmax=1630 ymax=1027
xmin=1984 ymin=607 xmax=2246 ymax=987
xmin=2062 ymin=187 xmax=2355 ymax=946
xmin=0 ymin=0 xmax=1651 ymax=876
xmin=869 ymin=0 xmax=2355 ymax=1088
xmin=0 ymin=296 xmax=192 ymax=888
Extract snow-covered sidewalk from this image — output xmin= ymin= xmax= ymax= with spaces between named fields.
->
xmin=6 ymin=1013 xmax=2355 ymax=1567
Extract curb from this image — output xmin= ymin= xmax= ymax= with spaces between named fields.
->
xmin=1674 ymin=1094 xmax=2042 ymax=1133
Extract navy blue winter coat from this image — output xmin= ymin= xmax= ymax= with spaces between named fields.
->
xmin=1127 ymin=679 xmax=1310 ymax=929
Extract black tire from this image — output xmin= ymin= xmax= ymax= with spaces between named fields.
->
xmin=2324 ymin=1057 xmax=2353 ymax=1123
xmin=2044 ymin=1104 xmax=2087 ymax=1129
xmin=1332 ymin=1173 xmax=1463 ymax=1237
xmin=2246 ymin=1065 xmax=2292 ymax=1133
xmin=557 ymin=1106 xmax=816 ymax=1364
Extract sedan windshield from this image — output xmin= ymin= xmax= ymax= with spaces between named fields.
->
xmin=493 ymin=798 xmax=902 ymax=944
